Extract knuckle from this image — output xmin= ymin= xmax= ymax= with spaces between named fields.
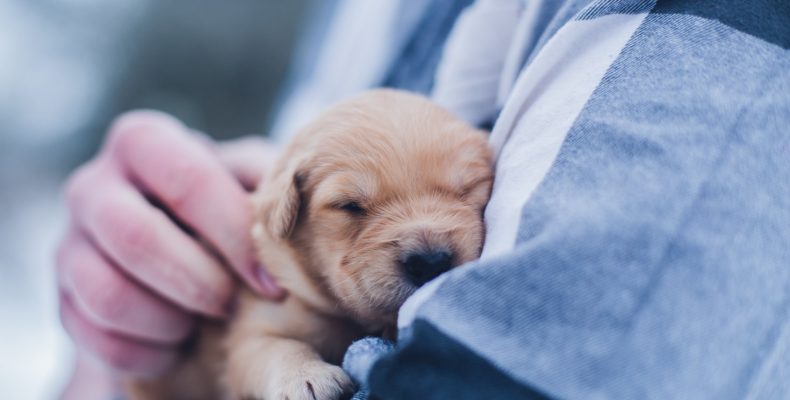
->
xmin=95 ymin=204 xmax=151 ymax=261
xmin=84 ymin=274 xmax=130 ymax=324
xmin=107 ymin=110 xmax=181 ymax=152
xmin=64 ymin=161 xmax=100 ymax=208
xmin=113 ymin=220 xmax=152 ymax=261
xmin=108 ymin=120 xmax=155 ymax=153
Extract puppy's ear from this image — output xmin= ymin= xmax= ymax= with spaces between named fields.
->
xmin=254 ymin=158 xmax=307 ymax=239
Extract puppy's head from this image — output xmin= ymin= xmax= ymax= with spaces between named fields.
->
xmin=257 ymin=90 xmax=493 ymax=325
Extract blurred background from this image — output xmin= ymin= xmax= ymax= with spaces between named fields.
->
xmin=0 ymin=1 xmax=315 ymax=398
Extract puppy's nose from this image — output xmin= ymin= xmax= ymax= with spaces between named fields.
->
xmin=400 ymin=249 xmax=454 ymax=286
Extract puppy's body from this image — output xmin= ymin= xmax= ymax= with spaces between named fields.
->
xmin=129 ymin=90 xmax=493 ymax=400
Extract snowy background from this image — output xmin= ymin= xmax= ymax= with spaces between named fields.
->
xmin=0 ymin=1 xmax=310 ymax=398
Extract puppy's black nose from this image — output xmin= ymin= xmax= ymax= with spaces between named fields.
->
xmin=401 ymin=249 xmax=454 ymax=286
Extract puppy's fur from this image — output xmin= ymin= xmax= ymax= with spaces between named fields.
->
xmin=129 ymin=90 xmax=493 ymax=400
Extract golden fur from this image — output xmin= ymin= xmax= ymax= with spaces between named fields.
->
xmin=128 ymin=89 xmax=493 ymax=400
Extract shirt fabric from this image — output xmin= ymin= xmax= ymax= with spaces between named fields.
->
xmin=374 ymin=0 xmax=790 ymax=399
xmin=269 ymin=0 xmax=472 ymax=140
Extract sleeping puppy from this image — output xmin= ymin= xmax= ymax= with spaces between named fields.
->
xmin=128 ymin=89 xmax=493 ymax=400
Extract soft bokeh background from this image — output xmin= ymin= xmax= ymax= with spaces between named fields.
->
xmin=0 ymin=1 xmax=313 ymax=398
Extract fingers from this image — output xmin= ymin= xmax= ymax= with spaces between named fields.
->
xmin=106 ymin=111 xmax=283 ymax=299
xmin=65 ymin=161 xmax=235 ymax=317
xmin=60 ymin=293 xmax=179 ymax=378
xmin=57 ymin=227 xmax=195 ymax=343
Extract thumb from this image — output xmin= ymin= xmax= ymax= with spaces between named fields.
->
xmin=193 ymin=133 xmax=286 ymax=299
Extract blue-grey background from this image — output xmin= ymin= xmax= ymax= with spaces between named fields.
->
xmin=0 ymin=1 xmax=311 ymax=398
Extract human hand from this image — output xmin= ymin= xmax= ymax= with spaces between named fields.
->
xmin=56 ymin=110 xmax=283 ymax=378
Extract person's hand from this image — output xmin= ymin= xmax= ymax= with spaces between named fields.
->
xmin=56 ymin=110 xmax=284 ymax=378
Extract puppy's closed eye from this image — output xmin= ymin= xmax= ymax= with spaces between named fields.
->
xmin=334 ymin=200 xmax=366 ymax=216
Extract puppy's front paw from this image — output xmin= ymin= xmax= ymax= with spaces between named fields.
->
xmin=273 ymin=361 xmax=355 ymax=400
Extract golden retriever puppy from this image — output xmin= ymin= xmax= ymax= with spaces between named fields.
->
xmin=128 ymin=89 xmax=493 ymax=400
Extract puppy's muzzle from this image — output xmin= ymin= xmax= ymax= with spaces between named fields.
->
xmin=399 ymin=247 xmax=454 ymax=286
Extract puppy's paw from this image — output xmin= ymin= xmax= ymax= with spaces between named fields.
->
xmin=274 ymin=361 xmax=355 ymax=400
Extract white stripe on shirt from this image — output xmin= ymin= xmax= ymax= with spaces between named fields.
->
xmin=482 ymin=12 xmax=649 ymax=259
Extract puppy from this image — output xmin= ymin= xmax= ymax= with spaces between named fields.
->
xmin=128 ymin=89 xmax=493 ymax=400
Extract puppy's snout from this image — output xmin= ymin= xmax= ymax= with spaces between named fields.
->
xmin=400 ymin=248 xmax=454 ymax=286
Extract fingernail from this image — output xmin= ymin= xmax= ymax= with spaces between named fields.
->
xmin=255 ymin=265 xmax=286 ymax=299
